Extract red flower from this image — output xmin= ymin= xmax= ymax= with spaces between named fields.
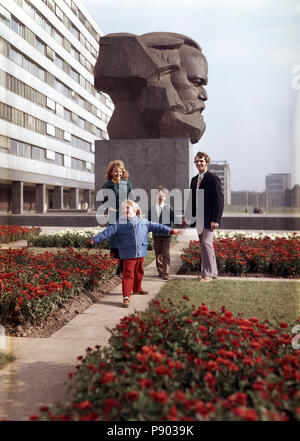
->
xmin=150 ymin=390 xmax=169 ymax=404
xmin=100 ymin=372 xmax=116 ymax=384
xmin=127 ymin=390 xmax=139 ymax=401
xmin=79 ymin=400 xmax=92 ymax=410
xmin=204 ymin=372 xmax=216 ymax=387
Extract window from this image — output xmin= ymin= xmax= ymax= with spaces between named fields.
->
xmin=70 ymin=23 xmax=79 ymax=39
xmin=12 ymin=108 xmax=24 ymax=126
xmin=10 ymin=140 xmax=31 ymax=158
xmin=0 ymin=135 xmax=9 ymax=149
xmin=32 ymin=146 xmax=45 ymax=161
xmin=0 ymin=37 xmax=9 ymax=57
xmin=71 ymin=135 xmax=91 ymax=152
xmin=71 ymin=157 xmax=83 ymax=171
xmin=35 ymin=38 xmax=45 ymax=55
xmin=54 ymin=152 xmax=63 ymax=166
xmin=24 ymin=114 xmax=35 ymax=130
xmin=10 ymin=47 xmax=22 ymax=66
xmin=70 ymin=68 xmax=79 ymax=82
xmin=53 ymin=29 xmax=63 ymax=45
xmin=78 ymin=117 xmax=85 ymax=129
xmin=11 ymin=17 xmax=25 ymax=38
xmin=55 ymin=5 xmax=63 ymax=21
xmin=54 ymin=54 xmax=63 ymax=69
xmin=64 ymin=108 xmax=71 ymax=121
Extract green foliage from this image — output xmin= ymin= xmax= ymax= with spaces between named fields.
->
xmin=35 ymin=299 xmax=300 ymax=421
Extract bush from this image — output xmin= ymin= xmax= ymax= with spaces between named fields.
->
xmin=0 ymin=248 xmax=118 ymax=325
xmin=34 ymin=298 xmax=300 ymax=421
xmin=0 ymin=226 xmax=41 ymax=244
xmin=181 ymin=234 xmax=300 ymax=277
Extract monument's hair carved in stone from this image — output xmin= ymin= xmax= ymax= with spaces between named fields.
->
xmin=94 ymin=32 xmax=208 ymax=144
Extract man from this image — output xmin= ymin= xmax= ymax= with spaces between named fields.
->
xmin=94 ymin=32 xmax=208 ymax=144
xmin=182 ymin=152 xmax=224 ymax=282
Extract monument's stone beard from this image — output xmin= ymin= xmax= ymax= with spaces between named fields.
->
xmin=94 ymin=32 xmax=208 ymax=144
xmin=94 ymin=32 xmax=208 ymax=212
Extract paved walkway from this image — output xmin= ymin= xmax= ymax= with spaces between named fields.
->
xmin=0 ymin=229 xmax=298 ymax=420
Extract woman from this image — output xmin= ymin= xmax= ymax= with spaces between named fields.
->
xmin=102 ymin=160 xmax=133 ymax=273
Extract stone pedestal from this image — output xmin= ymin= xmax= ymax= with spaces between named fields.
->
xmin=95 ymin=138 xmax=193 ymax=214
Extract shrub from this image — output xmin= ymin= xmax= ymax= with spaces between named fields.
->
xmin=181 ymin=234 xmax=300 ymax=277
xmin=0 ymin=248 xmax=118 ymax=325
xmin=34 ymin=299 xmax=300 ymax=421
xmin=0 ymin=226 xmax=41 ymax=244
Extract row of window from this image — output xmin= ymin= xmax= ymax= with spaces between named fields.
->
xmin=14 ymin=0 xmax=98 ymax=67
xmin=0 ymin=36 xmax=110 ymax=127
xmin=3 ymin=137 xmax=94 ymax=173
xmin=61 ymin=0 xmax=99 ymax=44
xmin=42 ymin=0 xmax=99 ymax=49
xmin=0 ymin=69 xmax=107 ymax=138
xmin=0 ymin=102 xmax=93 ymax=152
xmin=2 ymin=13 xmax=97 ymax=103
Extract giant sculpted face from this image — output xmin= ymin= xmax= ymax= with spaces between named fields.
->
xmin=94 ymin=32 xmax=208 ymax=144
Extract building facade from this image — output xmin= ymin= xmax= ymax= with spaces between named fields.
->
xmin=0 ymin=0 xmax=112 ymax=213
xmin=265 ymin=173 xmax=292 ymax=207
xmin=208 ymin=160 xmax=231 ymax=205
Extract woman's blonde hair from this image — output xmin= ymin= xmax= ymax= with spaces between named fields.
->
xmin=105 ymin=160 xmax=129 ymax=181
xmin=122 ymin=199 xmax=142 ymax=217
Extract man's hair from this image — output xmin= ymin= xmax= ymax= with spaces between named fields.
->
xmin=194 ymin=152 xmax=210 ymax=164
xmin=105 ymin=160 xmax=129 ymax=181
xmin=157 ymin=185 xmax=168 ymax=196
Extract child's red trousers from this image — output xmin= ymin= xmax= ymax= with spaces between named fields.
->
xmin=122 ymin=257 xmax=144 ymax=298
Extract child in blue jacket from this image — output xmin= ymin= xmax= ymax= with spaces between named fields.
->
xmin=89 ymin=200 xmax=180 ymax=308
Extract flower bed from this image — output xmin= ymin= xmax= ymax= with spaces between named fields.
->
xmin=27 ymin=228 xmax=110 ymax=249
xmin=0 ymin=225 xmax=41 ymax=244
xmin=27 ymin=228 xmax=161 ymax=250
xmin=0 ymin=248 xmax=118 ymax=325
xmin=181 ymin=232 xmax=300 ymax=277
xmin=33 ymin=298 xmax=300 ymax=421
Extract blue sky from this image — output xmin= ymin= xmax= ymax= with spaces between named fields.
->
xmin=81 ymin=0 xmax=300 ymax=191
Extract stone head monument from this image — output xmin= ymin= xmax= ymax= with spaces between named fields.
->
xmin=94 ymin=32 xmax=208 ymax=144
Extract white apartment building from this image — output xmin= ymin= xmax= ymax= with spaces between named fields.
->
xmin=0 ymin=0 xmax=113 ymax=213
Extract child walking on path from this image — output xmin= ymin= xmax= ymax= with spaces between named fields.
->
xmin=147 ymin=186 xmax=180 ymax=280
xmin=88 ymin=200 xmax=181 ymax=308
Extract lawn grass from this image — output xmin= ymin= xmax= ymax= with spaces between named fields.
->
xmin=156 ymin=279 xmax=300 ymax=328
xmin=0 ymin=351 xmax=15 ymax=369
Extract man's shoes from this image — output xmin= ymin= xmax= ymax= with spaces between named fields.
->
xmin=162 ymin=275 xmax=169 ymax=280
xmin=200 ymin=276 xmax=212 ymax=282
xmin=158 ymin=273 xmax=163 ymax=278
xmin=133 ymin=289 xmax=149 ymax=295
xmin=123 ymin=297 xmax=130 ymax=308
xmin=212 ymin=275 xmax=218 ymax=280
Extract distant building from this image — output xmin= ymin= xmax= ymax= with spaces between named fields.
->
xmin=284 ymin=185 xmax=300 ymax=208
xmin=265 ymin=173 xmax=292 ymax=207
xmin=0 ymin=0 xmax=113 ymax=213
xmin=208 ymin=160 xmax=231 ymax=205
xmin=231 ymin=190 xmax=266 ymax=208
